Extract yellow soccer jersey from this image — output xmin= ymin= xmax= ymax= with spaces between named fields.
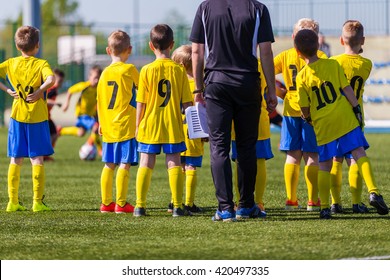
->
xmin=331 ymin=53 xmax=372 ymax=121
xmin=274 ymin=48 xmax=327 ymax=117
xmin=0 ymin=56 xmax=53 ymax=123
xmin=232 ymin=61 xmax=270 ymax=141
xmin=97 ymin=62 xmax=139 ymax=143
xmin=182 ymin=78 xmax=204 ymax=157
xmin=68 ymin=81 xmax=97 ymax=117
xmin=297 ymin=58 xmax=359 ymax=145
xmin=136 ymin=58 xmax=193 ymax=144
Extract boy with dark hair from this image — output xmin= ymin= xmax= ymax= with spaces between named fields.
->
xmin=134 ymin=24 xmax=193 ymax=217
xmin=0 ymin=26 xmax=55 ymax=212
xmin=295 ymin=29 xmax=389 ymax=219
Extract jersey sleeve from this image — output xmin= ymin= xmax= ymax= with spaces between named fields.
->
xmin=41 ymin=61 xmax=54 ymax=81
xmin=317 ymin=50 xmax=328 ymax=59
xmin=136 ymin=67 xmax=148 ymax=104
xmin=257 ymin=5 xmax=275 ymax=43
xmin=297 ymin=73 xmax=310 ymax=108
xmin=274 ymin=52 xmax=283 ymax=74
xmin=0 ymin=60 xmax=9 ymax=79
xmin=189 ymin=4 xmax=205 ymax=43
xmin=68 ymin=81 xmax=89 ymax=94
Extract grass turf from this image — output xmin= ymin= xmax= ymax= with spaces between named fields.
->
xmin=0 ymin=127 xmax=389 ymax=260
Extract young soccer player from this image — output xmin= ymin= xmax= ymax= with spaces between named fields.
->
xmin=274 ymin=18 xmax=325 ymax=211
xmin=45 ymin=68 xmax=65 ymax=161
xmin=0 ymin=26 xmax=55 ymax=212
xmin=170 ymin=44 xmax=204 ymax=214
xmin=134 ymin=24 xmax=193 ymax=217
xmin=60 ymin=65 xmax=102 ymax=153
xmin=329 ymin=20 xmax=372 ymax=214
xmin=295 ymin=29 xmax=389 ymax=219
xmin=97 ymin=30 xmax=139 ymax=214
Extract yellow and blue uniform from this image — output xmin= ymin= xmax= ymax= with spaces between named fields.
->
xmin=275 ymin=48 xmax=326 ymax=152
xmin=181 ymin=78 xmax=204 ymax=167
xmin=68 ymin=81 xmax=97 ymax=130
xmin=0 ymin=55 xmax=54 ymax=211
xmin=0 ymin=56 xmax=54 ymax=157
xmin=297 ymin=58 xmax=380 ymax=211
xmin=97 ymin=62 xmax=139 ymax=209
xmin=136 ymin=58 xmax=193 ymax=153
xmin=97 ymin=62 xmax=139 ymax=165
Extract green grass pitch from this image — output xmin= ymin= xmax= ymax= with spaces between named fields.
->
xmin=0 ymin=127 xmax=389 ymax=260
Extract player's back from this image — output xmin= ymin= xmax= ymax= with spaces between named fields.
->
xmin=137 ymin=58 xmax=192 ymax=144
xmin=331 ymin=53 xmax=372 ymax=107
xmin=274 ymin=48 xmax=327 ymax=117
xmin=297 ymin=58 xmax=359 ymax=145
xmin=97 ymin=62 xmax=139 ymax=143
xmin=0 ymin=56 xmax=53 ymax=123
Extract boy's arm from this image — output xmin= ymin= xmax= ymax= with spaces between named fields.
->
xmin=26 ymin=75 xmax=55 ymax=103
xmin=259 ymin=42 xmax=277 ymax=113
xmin=300 ymin=107 xmax=312 ymax=125
xmin=136 ymin=102 xmax=146 ymax=139
xmin=343 ymin=85 xmax=363 ymax=127
xmin=192 ymin=42 xmax=205 ymax=104
xmin=0 ymin=81 xmax=19 ymax=99
xmin=62 ymin=91 xmax=73 ymax=112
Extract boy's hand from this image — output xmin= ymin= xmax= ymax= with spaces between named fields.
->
xmin=6 ymin=89 xmax=19 ymax=99
xmin=353 ymin=104 xmax=363 ymax=128
xmin=26 ymin=89 xmax=43 ymax=103
xmin=62 ymin=102 xmax=69 ymax=112
xmin=98 ymin=125 xmax=103 ymax=136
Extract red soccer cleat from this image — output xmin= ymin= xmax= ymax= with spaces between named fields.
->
xmin=100 ymin=202 xmax=115 ymax=213
xmin=115 ymin=202 xmax=135 ymax=214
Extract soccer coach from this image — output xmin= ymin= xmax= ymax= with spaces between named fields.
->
xmin=190 ymin=0 xmax=277 ymax=220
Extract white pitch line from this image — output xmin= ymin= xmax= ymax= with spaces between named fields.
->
xmin=340 ymin=255 xmax=390 ymax=260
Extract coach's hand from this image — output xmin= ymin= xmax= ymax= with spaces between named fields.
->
xmin=194 ymin=92 xmax=206 ymax=105
xmin=266 ymin=91 xmax=278 ymax=113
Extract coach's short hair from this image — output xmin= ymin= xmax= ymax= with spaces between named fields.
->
xmin=294 ymin=29 xmax=319 ymax=58
xmin=15 ymin=26 xmax=40 ymax=53
xmin=293 ymin=18 xmax=320 ymax=35
xmin=342 ymin=20 xmax=364 ymax=48
xmin=171 ymin=45 xmax=192 ymax=72
xmin=150 ymin=24 xmax=174 ymax=51
xmin=108 ymin=30 xmax=131 ymax=56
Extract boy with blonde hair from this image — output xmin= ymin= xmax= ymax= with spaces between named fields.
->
xmin=274 ymin=18 xmax=325 ymax=211
xmin=295 ymin=29 xmax=388 ymax=219
xmin=329 ymin=20 xmax=372 ymax=214
xmin=135 ymin=24 xmax=193 ymax=217
xmin=171 ymin=44 xmax=204 ymax=214
xmin=0 ymin=26 xmax=55 ymax=212
xmin=97 ymin=30 xmax=139 ymax=213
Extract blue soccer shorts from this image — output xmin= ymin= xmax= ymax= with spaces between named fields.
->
xmin=280 ymin=116 xmax=318 ymax=153
xmin=8 ymin=118 xmax=54 ymax=158
xmin=76 ymin=115 xmax=96 ymax=131
xmin=181 ymin=156 xmax=203 ymax=167
xmin=231 ymin=139 xmax=274 ymax=161
xmin=102 ymin=138 xmax=138 ymax=165
xmin=138 ymin=142 xmax=187 ymax=154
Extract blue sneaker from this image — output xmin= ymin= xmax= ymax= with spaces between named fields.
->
xmin=133 ymin=207 xmax=146 ymax=217
xmin=352 ymin=203 xmax=369 ymax=214
xmin=320 ymin=208 xmax=332 ymax=219
xmin=369 ymin=193 xmax=389 ymax=215
xmin=212 ymin=210 xmax=236 ymax=222
xmin=236 ymin=204 xmax=266 ymax=219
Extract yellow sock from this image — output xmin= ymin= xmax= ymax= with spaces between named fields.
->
xmin=305 ymin=165 xmax=319 ymax=203
xmin=284 ymin=163 xmax=299 ymax=202
xmin=185 ymin=169 xmax=197 ymax=207
xmin=8 ymin=164 xmax=21 ymax=204
xmin=330 ymin=161 xmax=342 ymax=204
xmin=136 ymin=167 xmax=152 ymax=208
xmin=254 ymin=159 xmax=266 ymax=205
xmin=60 ymin=126 xmax=79 ymax=136
xmin=168 ymin=166 xmax=184 ymax=208
xmin=101 ymin=167 xmax=114 ymax=205
xmin=233 ymin=162 xmax=240 ymax=205
xmin=318 ymin=170 xmax=331 ymax=209
xmin=357 ymin=156 xmax=379 ymax=194
xmin=116 ymin=168 xmax=129 ymax=207
xmin=32 ymin=165 xmax=45 ymax=203
xmin=349 ymin=163 xmax=363 ymax=204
